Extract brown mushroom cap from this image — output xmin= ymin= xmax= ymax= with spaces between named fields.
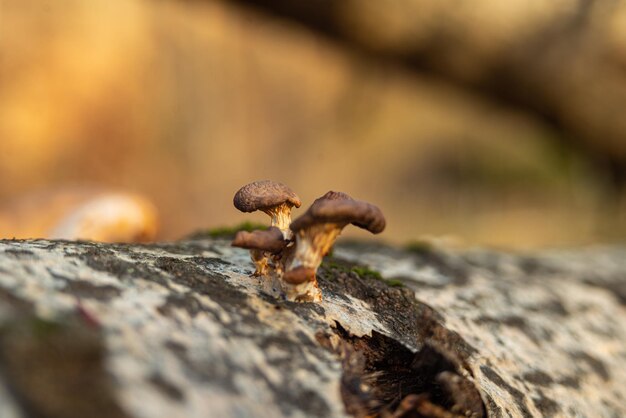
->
xmin=283 ymin=266 xmax=316 ymax=284
xmin=231 ymin=227 xmax=287 ymax=253
xmin=233 ymin=180 xmax=301 ymax=213
xmin=290 ymin=192 xmax=386 ymax=234
xmin=314 ymin=191 xmax=353 ymax=202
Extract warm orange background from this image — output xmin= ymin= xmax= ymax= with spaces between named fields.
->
xmin=1 ymin=0 xmax=624 ymax=248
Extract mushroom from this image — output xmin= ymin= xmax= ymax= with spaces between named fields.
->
xmin=233 ymin=180 xmax=301 ymax=239
xmin=283 ymin=191 xmax=385 ymax=301
xmin=231 ymin=227 xmax=286 ymax=276
xmin=48 ymin=192 xmax=158 ymax=243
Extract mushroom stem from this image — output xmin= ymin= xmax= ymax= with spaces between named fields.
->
xmin=250 ymin=249 xmax=270 ymax=277
xmin=231 ymin=227 xmax=286 ymax=277
xmin=284 ymin=224 xmax=343 ymax=283
xmin=282 ymin=279 xmax=322 ymax=303
xmin=262 ymin=205 xmax=294 ymax=239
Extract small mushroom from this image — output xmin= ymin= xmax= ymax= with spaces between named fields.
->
xmin=231 ymin=227 xmax=286 ymax=276
xmin=283 ymin=191 xmax=385 ymax=301
xmin=48 ymin=192 xmax=158 ymax=243
xmin=233 ymin=180 xmax=301 ymax=238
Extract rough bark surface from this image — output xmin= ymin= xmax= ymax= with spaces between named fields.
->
xmin=0 ymin=238 xmax=624 ymax=418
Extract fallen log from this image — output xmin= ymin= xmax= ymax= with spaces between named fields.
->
xmin=0 ymin=237 xmax=624 ymax=417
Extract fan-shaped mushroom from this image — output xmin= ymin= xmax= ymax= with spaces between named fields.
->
xmin=283 ymin=191 xmax=385 ymax=301
xmin=230 ymin=185 xmax=386 ymax=303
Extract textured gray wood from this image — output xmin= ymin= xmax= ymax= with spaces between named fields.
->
xmin=0 ymin=238 xmax=624 ymax=418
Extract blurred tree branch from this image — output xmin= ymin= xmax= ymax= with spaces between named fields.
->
xmin=213 ymin=0 xmax=626 ymax=189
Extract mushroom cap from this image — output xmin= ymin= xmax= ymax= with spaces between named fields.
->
xmin=290 ymin=191 xmax=386 ymax=234
xmin=233 ymin=180 xmax=301 ymax=213
xmin=315 ymin=191 xmax=353 ymax=202
xmin=283 ymin=266 xmax=316 ymax=284
xmin=231 ymin=227 xmax=287 ymax=253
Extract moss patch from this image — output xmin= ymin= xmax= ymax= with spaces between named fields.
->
xmin=405 ymin=240 xmax=434 ymax=255
xmin=322 ymin=258 xmax=404 ymax=288
xmin=186 ymin=221 xmax=269 ymax=239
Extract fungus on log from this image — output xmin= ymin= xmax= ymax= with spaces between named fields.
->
xmin=283 ymin=191 xmax=385 ymax=301
xmin=232 ymin=180 xmax=301 ymax=281
xmin=286 ymin=191 xmax=386 ymax=281
xmin=231 ymin=185 xmax=386 ymax=303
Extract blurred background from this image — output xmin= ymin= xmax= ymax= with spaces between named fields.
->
xmin=1 ymin=0 xmax=625 ymax=248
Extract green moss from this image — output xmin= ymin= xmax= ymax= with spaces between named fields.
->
xmin=405 ymin=240 xmax=434 ymax=255
xmin=0 ymin=317 xmax=64 ymax=339
xmin=30 ymin=318 xmax=64 ymax=337
xmin=350 ymin=265 xmax=383 ymax=280
xmin=187 ymin=221 xmax=268 ymax=239
xmin=321 ymin=258 xmax=403 ymax=288
xmin=384 ymin=279 xmax=404 ymax=287
xmin=321 ymin=260 xmax=350 ymax=274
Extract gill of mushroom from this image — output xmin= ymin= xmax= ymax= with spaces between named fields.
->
xmin=282 ymin=192 xmax=386 ymax=302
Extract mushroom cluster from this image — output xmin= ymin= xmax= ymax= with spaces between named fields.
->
xmin=231 ymin=180 xmax=386 ymax=302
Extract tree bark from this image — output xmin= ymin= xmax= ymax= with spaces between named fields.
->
xmin=0 ymin=237 xmax=624 ymax=417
